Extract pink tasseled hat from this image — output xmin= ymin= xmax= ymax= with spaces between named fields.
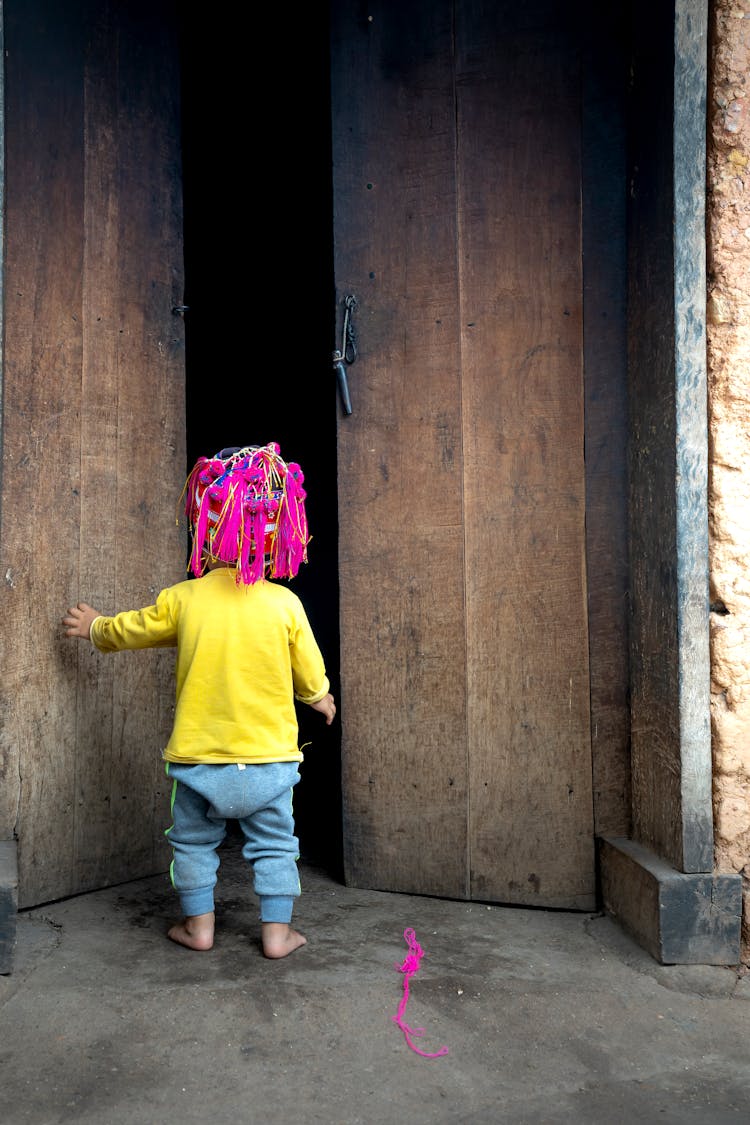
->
xmin=182 ymin=443 xmax=309 ymax=585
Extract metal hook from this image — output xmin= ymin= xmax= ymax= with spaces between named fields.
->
xmin=333 ymin=295 xmax=357 ymax=415
xmin=341 ymin=295 xmax=358 ymax=365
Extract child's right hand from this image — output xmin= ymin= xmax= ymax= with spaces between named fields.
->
xmin=62 ymin=602 xmax=101 ymax=641
xmin=309 ymin=693 xmax=336 ymax=725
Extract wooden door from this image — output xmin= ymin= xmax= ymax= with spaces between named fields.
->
xmin=332 ymin=0 xmax=596 ymax=909
xmin=0 ymin=0 xmax=185 ymax=907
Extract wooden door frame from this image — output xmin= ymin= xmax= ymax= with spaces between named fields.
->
xmin=599 ymin=0 xmax=742 ymax=964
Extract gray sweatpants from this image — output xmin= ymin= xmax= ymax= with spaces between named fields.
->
xmin=165 ymin=760 xmax=301 ymax=922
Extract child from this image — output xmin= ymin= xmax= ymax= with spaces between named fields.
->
xmin=62 ymin=443 xmax=335 ymax=959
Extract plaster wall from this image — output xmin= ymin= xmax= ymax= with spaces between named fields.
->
xmin=707 ymin=0 xmax=750 ymax=960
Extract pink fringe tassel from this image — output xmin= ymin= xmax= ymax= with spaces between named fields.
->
xmin=182 ymin=443 xmax=310 ymax=586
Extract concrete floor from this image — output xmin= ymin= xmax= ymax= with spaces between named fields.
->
xmin=2 ymin=844 xmax=750 ymax=1124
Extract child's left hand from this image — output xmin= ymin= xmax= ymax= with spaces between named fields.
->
xmin=62 ymin=602 xmax=101 ymax=641
xmin=309 ymin=693 xmax=336 ymax=725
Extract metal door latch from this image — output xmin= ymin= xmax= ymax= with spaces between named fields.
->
xmin=333 ymin=295 xmax=357 ymax=415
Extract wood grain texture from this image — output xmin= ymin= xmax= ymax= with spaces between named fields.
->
xmin=1 ymin=0 xmax=185 ymax=907
xmin=333 ymin=0 xmax=599 ymax=907
xmin=627 ymin=1 xmax=684 ymax=872
xmin=457 ymin=2 xmax=594 ymax=908
xmin=628 ymin=1 xmax=713 ymax=874
xmin=1 ymin=0 xmax=87 ymax=902
xmin=581 ymin=1 xmax=631 ymax=838
xmin=332 ymin=0 xmax=469 ymax=897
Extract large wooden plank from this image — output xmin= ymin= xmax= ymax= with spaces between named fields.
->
xmin=1 ymin=0 xmax=185 ymax=907
xmin=77 ymin=0 xmax=185 ymax=890
xmin=332 ymin=0 xmax=469 ymax=897
xmin=628 ymin=0 xmax=712 ymax=873
xmin=457 ymin=2 xmax=595 ymax=908
xmin=1 ymin=0 xmax=87 ymax=903
xmin=581 ymin=2 xmax=631 ymax=838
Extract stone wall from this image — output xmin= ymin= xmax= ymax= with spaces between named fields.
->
xmin=706 ymin=0 xmax=750 ymax=960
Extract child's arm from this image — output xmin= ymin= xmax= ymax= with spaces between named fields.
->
xmin=308 ymin=693 xmax=336 ymax=726
xmin=62 ymin=591 xmax=178 ymax=652
xmin=62 ymin=602 xmax=101 ymax=641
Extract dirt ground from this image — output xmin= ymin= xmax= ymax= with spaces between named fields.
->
xmin=2 ymin=844 xmax=750 ymax=1124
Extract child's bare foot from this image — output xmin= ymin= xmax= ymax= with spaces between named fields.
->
xmin=167 ymin=911 xmax=215 ymax=951
xmin=261 ymin=922 xmax=307 ymax=959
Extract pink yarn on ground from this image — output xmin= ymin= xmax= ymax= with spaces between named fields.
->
xmin=392 ymin=927 xmax=449 ymax=1058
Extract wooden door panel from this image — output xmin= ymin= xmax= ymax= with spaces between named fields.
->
xmin=332 ymin=0 xmax=469 ymax=897
xmin=1 ymin=0 xmax=185 ymax=906
xmin=332 ymin=0 xmax=595 ymax=907
xmin=457 ymin=3 xmax=595 ymax=907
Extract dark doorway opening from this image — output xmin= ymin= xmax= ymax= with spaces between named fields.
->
xmin=178 ymin=12 xmax=342 ymax=877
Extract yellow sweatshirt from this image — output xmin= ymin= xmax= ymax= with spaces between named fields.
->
xmin=90 ymin=568 xmax=330 ymax=765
